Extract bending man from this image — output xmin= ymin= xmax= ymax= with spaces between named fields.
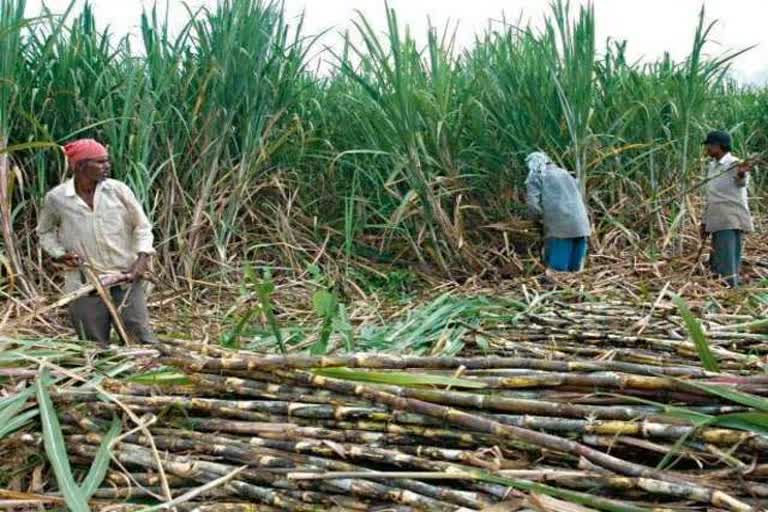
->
xmin=37 ymin=138 xmax=157 ymax=344
xmin=525 ymin=152 xmax=591 ymax=272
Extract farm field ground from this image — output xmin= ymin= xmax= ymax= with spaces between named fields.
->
xmin=2 ymin=230 xmax=767 ymax=511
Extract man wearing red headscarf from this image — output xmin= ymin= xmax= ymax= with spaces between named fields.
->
xmin=37 ymin=139 xmax=157 ymax=345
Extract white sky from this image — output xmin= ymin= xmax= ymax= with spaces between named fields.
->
xmin=24 ymin=0 xmax=768 ymax=84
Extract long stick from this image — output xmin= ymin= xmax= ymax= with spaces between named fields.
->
xmin=636 ymin=156 xmax=764 ymax=226
xmin=82 ymin=264 xmax=132 ymax=345
xmin=137 ymin=466 xmax=248 ymax=512
xmin=14 ymin=273 xmax=127 ymax=325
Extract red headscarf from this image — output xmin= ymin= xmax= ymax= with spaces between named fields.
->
xmin=63 ymin=139 xmax=108 ymax=168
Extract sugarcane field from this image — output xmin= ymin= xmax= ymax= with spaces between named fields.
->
xmin=2 ymin=0 xmax=768 ymax=510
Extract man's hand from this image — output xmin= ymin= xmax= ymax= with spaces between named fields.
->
xmin=54 ymin=252 xmax=82 ymax=268
xmin=736 ymin=161 xmax=753 ymax=180
xmin=699 ymin=223 xmax=709 ymax=240
xmin=126 ymin=253 xmax=150 ymax=282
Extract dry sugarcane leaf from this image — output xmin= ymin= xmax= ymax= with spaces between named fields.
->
xmin=321 ymin=439 xmax=348 ymax=459
xmin=30 ymin=464 xmax=45 ymax=494
xmin=527 ymin=493 xmax=599 ymax=512
xmin=481 ymin=497 xmax=527 ymax=511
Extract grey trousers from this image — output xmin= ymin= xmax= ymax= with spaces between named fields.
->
xmin=710 ymin=230 xmax=743 ymax=288
xmin=69 ymin=281 xmax=157 ymax=344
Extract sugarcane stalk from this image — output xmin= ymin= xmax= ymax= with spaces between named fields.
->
xmin=97 ymin=504 xmax=285 ymax=512
xmin=283 ymin=469 xmax=768 ymax=504
xmin=165 ymin=365 xmax=703 ymax=421
xmin=139 ymin=417 xmax=497 ymax=451
xmin=269 ymin=369 xmax=753 ymax=512
xmin=488 ymin=328 xmax=756 ymax=364
xmin=14 ymin=272 xmax=128 ymax=325
xmin=105 ymin=471 xmax=194 ymax=488
xmin=67 ymin=441 xmax=343 ymax=512
xmin=148 ymin=428 xmax=514 ymax=498
xmin=81 ymin=264 xmax=133 ymax=345
xmin=490 ymin=414 xmax=768 ymax=449
xmin=59 ymin=391 xmax=393 ymax=422
xmin=71 ymin=436 xmax=475 ymax=511
xmin=134 ymin=433 xmax=492 ymax=509
xmin=89 ymin=486 xmax=231 ymax=500
xmin=157 ymin=341 xmax=729 ymax=376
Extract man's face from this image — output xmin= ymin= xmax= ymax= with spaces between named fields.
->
xmin=78 ymin=157 xmax=111 ymax=182
xmin=705 ymin=143 xmax=722 ymax=159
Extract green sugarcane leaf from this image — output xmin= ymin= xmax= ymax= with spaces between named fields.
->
xmin=664 ymin=410 xmax=768 ymax=443
xmin=657 ymin=427 xmax=697 ymax=470
xmin=671 ymin=294 xmax=719 ymax=372
xmin=310 ymin=317 xmax=334 ymax=355
xmin=81 ymin=416 xmax=121 ymax=499
xmin=747 ymin=319 xmax=768 ymax=333
xmin=243 ymin=264 xmax=257 ymax=284
xmin=312 ymin=290 xmax=337 ymax=317
xmin=255 ymin=270 xmax=284 ymax=354
xmin=0 ymin=408 xmax=39 ymax=439
xmin=606 ymin=392 xmax=716 ymax=425
xmin=314 ymin=367 xmax=487 ymax=388
xmin=609 ymin=392 xmax=768 ymax=435
xmin=310 ymin=291 xmax=339 ymax=355
xmin=0 ymin=350 xmax=70 ymax=363
xmin=679 ymin=380 xmax=768 ymax=413
xmin=476 ymin=471 xmax=651 ymax=512
xmin=707 ymin=412 xmax=768 ymax=435
xmin=127 ymin=370 xmax=191 ymax=386
xmin=661 ymin=407 xmax=714 ymax=424
xmin=36 ymin=369 xmax=90 ymax=512
xmin=220 ymin=308 xmax=257 ymax=349
xmin=0 ymin=385 xmax=35 ymax=426
xmin=335 ymin=304 xmax=354 ymax=352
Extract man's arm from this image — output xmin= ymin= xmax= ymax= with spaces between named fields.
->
xmin=37 ymin=194 xmax=65 ymax=258
xmin=119 ymin=183 xmax=155 ymax=256
xmin=118 ymin=184 xmax=155 ymax=280
xmin=525 ymin=168 xmax=544 ymax=219
xmin=37 ymin=194 xmax=82 ymax=267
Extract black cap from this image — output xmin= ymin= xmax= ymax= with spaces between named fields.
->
xmin=702 ymin=130 xmax=732 ymax=148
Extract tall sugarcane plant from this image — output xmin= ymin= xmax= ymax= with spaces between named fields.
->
xmin=337 ymin=5 xmax=481 ymax=273
xmin=666 ymin=7 xmax=752 ymax=252
xmin=0 ymin=0 xmax=38 ymax=296
xmin=549 ymin=0 xmax=596 ymax=189
xmin=0 ymin=0 xmax=761 ymax=283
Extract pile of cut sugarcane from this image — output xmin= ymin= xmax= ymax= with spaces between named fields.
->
xmin=459 ymin=297 xmax=768 ymax=369
xmin=44 ymin=329 xmax=767 ymax=512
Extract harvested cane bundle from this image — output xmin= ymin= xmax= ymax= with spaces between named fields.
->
xmin=25 ymin=336 xmax=762 ymax=512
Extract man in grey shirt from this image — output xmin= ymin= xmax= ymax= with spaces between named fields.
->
xmin=700 ymin=131 xmax=753 ymax=287
xmin=525 ymin=152 xmax=591 ymax=271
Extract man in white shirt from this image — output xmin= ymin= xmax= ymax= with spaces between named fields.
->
xmin=37 ymin=139 xmax=157 ymax=344
xmin=700 ymin=131 xmax=753 ymax=287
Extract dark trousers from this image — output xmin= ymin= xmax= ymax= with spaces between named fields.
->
xmin=69 ymin=281 xmax=156 ymax=344
xmin=710 ymin=230 xmax=743 ymax=288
